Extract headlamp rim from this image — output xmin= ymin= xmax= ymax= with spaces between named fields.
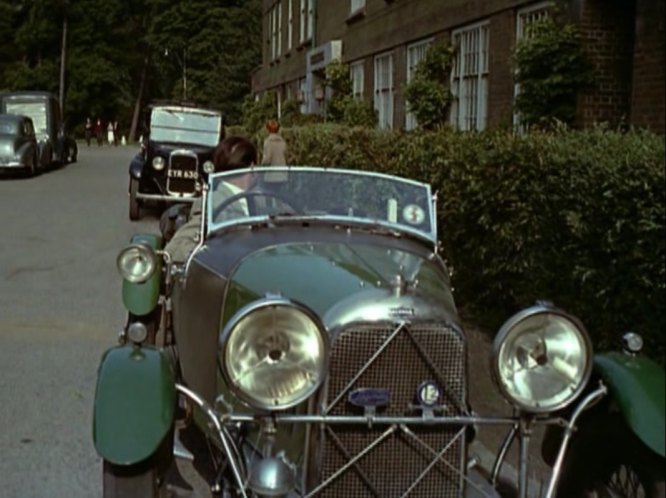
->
xmin=219 ymin=296 xmax=329 ymax=411
xmin=491 ymin=303 xmax=593 ymax=414
xmin=116 ymin=243 xmax=157 ymax=283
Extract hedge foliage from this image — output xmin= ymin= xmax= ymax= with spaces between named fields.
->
xmin=274 ymin=124 xmax=665 ymax=360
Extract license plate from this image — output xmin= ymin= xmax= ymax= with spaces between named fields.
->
xmin=167 ymin=169 xmax=198 ymax=179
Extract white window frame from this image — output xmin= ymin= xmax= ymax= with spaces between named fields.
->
xmin=277 ymin=1 xmax=282 ymax=57
xmin=287 ymin=0 xmax=293 ymax=52
xmin=306 ymin=0 xmax=314 ymax=41
xmin=350 ymin=61 xmax=364 ymax=99
xmin=405 ymin=38 xmax=433 ymax=130
xmin=514 ymin=2 xmax=552 ymax=130
xmin=351 ymin=0 xmax=366 ymax=13
xmin=298 ymin=77 xmax=308 ymax=113
xmin=270 ymin=6 xmax=278 ymax=60
xmin=299 ymin=0 xmax=313 ymax=44
xmin=450 ymin=21 xmax=489 ymax=131
xmin=374 ymin=52 xmax=394 ymax=129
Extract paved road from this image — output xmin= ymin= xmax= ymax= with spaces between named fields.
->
xmin=0 ymin=144 xmax=157 ymax=498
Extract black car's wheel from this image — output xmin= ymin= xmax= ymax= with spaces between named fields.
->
xmin=67 ymin=143 xmax=77 ymax=163
xmin=556 ymin=414 xmax=665 ymax=498
xmin=129 ymin=178 xmax=141 ymax=221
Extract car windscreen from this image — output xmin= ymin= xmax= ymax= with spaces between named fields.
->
xmin=4 ymin=102 xmax=47 ymax=136
xmin=149 ymin=108 xmax=221 ymax=146
xmin=207 ymin=167 xmax=436 ymax=242
xmin=0 ymin=119 xmax=18 ymax=135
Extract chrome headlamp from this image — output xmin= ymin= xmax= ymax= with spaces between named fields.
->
xmin=492 ymin=304 xmax=592 ymax=413
xmin=202 ymin=160 xmax=215 ymax=174
xmin=152 ymin=156 xmax=165 ymax=170
xmin=116 ymin=243 xmax=157 ymax=283
xmin=220 ymin=297 xmax=329 ymax=411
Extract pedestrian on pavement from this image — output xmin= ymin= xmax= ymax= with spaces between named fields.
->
xmin=261 ymin=119 xmax=287 ymax=165
xmin=84 ymin=117 xmax=93 ymax=146
xmin=95 ymin=118 xmax=104 ymax=146
xmin=107 ymin=121 xmax=114 ymax=145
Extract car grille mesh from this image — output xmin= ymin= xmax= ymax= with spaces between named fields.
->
xmin=166 ymin=151 xmax=198 ymax=195
xmin=312 ymin=323 xmax=467 ymax=497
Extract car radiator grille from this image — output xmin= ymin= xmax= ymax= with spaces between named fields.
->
xmin=311 ymin=323 xmax=467 ymax=498
xmin=166 ymin=151 xmax=198 ymax=196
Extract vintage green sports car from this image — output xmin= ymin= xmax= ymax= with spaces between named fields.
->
xmin=93 ymin=166 xmax=665 ymax=497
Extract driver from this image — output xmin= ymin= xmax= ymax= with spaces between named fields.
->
xmin=164 ymin=136 xmax=257 ymax=263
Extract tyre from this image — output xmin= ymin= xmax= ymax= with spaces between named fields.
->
xmin=68 ymin=143 xmax=77 ymax=163
xmin=102 ymin=430 xmax=172 ymax=498
xmin=556 ymin=413 xmax=665 ymax=498
xmin=129 ymin=178 xmax=141 ymax=221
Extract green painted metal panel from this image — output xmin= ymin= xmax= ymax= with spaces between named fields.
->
xmin=93 ymin=345 xmax=176 ymax=465
xmin=122 ymin=234 xmax=163 ymax=316
xmin=223 ymin=241 xmax=456 ymax=323
xmin=594 ymin=352 xmax=665 ymax=456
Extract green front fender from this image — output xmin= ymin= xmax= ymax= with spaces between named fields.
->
xmin=93 ymin=345 xmax=176 ymax=465
xmin=594 ymin=352 xmax=665 ymax=457
xmin=122 ymin=234 xmax=163 ymax=316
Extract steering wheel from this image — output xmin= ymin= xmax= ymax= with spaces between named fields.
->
xmin=211 ymin=189 xmax=303 ymax=220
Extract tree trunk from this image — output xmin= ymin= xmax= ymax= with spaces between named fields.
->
xmin=129 ymin=56 xmax=149 ymax=143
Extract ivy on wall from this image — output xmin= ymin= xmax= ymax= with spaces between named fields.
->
xmin=404 ymin=43 xmax=455 ymax=130
xmin=513 ymin=16 xmax=593 ymax=129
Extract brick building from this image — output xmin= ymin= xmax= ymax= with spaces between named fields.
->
xmin=252 ymin=0 xmax=664 ymax=134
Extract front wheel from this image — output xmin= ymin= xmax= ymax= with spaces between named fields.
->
xmin=129 ymin=178 xmax=141 ymax=221
xmin=103 ymin=430 xmax=172 ymax=498
xmin=556 ymin=414 xmax=665 ymax=498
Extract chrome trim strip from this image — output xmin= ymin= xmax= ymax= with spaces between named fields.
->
xmin=225 ymin=413 xmax=527 ymax=426
xmin=543 ymin=382 xmax=608 ymax=498
xmin=175 ymin=383 xmax=248 ymax=498
xmin=135 ymin=192 xmax=197 ymax=202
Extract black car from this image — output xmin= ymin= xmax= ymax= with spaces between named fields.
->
xmin=0 ymin=91 xmax=78 ymax=168
xmin=128 ymin=103 xmax=224 ymax=220
xmin=0 ymin=114 xmax=44 ymax=176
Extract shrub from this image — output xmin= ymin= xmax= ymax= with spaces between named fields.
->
xmin=283 ymin=124 xmax=665 ymax=361
xmin=513 ymin=17 xmax=593 ymax=129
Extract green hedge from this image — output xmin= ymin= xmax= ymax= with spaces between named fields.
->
xmin=274 ymin=124 xmax=665 ymax=361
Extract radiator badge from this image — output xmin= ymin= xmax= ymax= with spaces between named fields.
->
xmin=416 ymin=381 xmax=442 ymax=407
xmin=348 ymin=388 xmax=391 ymax=408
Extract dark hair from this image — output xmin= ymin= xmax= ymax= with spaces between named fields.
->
xmin=213 ymin=136 xmax=257 ymax=172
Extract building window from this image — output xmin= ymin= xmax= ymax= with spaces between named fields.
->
xmin=405 ymin=38 xmax=433 ymax=130
xmin=350 ymin=61 xmax=364 ymax=99
xmin=374 ymin=52 xmax=394 ymax=129
xmin=351 ymin=0 xmax=365 ymax=13
xmin=270 ymin=4 xmax=279 ymax=60
xmin=514 ymin=2 xmax=551 ymax=129
xmin=277 ymin=1 xmax=282 ymax=57
xmin=287 ymin=0 xmax=293 ymax=52
xmin=517 ymin=2 xmax=551 ymax=39
xmin=450 ymin=22 xmax=489 ymax=131
xmin=298 ymin=77 xmax=308 ymax=113
xmin=300 ymin=0 xmax=313 ymax=43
